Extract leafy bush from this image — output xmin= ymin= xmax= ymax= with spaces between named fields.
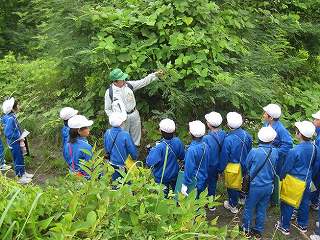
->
xmin=1 ymin=0 xmax=320 ymax=142
xmin=0 ymin=153 xmax=233 ymax=239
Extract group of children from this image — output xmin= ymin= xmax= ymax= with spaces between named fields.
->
xmin=56 ymin=103 xmax=320 ymax=239
xmin=2 ymin=96 xmax=320 ymax=239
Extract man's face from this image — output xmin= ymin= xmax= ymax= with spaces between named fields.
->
xmin=114 ymin=80 xmax=126 ymax=88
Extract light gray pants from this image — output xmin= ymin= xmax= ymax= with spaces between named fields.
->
xmin=123 ymin=109 xmax=141 ymax=146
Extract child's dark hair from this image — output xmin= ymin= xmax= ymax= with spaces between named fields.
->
xmin=69 ymin=128 xmax=79 ymax=144
xmin=301 ymin=135 xmax=311 ymax=141
xmin=258 ymin=140 xmax=272 ymax=145
xmin=12 ymin=99 xmax=19 ymax=111
xmin=191 ymin=135 xmax=202 ymax=140
xmin=64 ymin=120 xmax=68 ymax=126
xmin=161 ymin=130 xmax=174 ymax=140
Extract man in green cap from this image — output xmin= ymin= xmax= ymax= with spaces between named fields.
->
xmin=105 ymin=68 xmax=163 ymax=146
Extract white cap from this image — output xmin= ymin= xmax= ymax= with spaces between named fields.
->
xmin=227 ymin=112 xmax=243 ymax=129
xmin=109 ymin=112 xmax=127 ymax=127
xmin=159 ymin=118 xmax=176 ymax=133
xmin=68 ymin=115 xmax=93 ymax=129
xmin=258 ymin=127 xmax=277 ymax=143
xmin=295 ymin=121 xmax=316 ymax=138
xmin=60 ymin=107 xmax=78 ymax=120
xmin=2 ymin=97 xmax=15 ymax=114
xmin=312 ymin=111 xmax=320 ymax=120
xmin=189 ymin=120 xmax=206 ymax=138
xmin=205 ymin=111 xmax=223 ymax=127
xmin=263 ymin=104 xmax=282 ymax=119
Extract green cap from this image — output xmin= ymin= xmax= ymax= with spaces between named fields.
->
xmin=109 ymin=68 xmax=129 ymax=81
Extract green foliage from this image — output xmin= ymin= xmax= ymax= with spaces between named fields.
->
xmin=0 ymin=153 xmax=232 ymax=239
xmin=1 ymin=0 xmax=320 ymax=139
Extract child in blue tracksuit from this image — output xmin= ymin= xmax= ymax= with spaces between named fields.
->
xmin=2 ymin=98 xmax=33 ymax=184
xmin=263 ymin=104 xmax=293 ymax=174
xmin=203 ymin=112 xmax=226 ymax=207
xmin=181 ymin=120 xmax=209 ymax=199
xmin=64 ymin=115 xmax=93 ymax=178
xmin=104 ymin=112 xmax=138 ymax=182
xmin=60 ymin=107 xmax=78 ymax=165
xmin=0 ymin=128 xmax=11 ymax=170
xmin=146 ymin=119 xmax=185 ymax=197
xmin=241 ymin=127 xmax=279 ymax=239
xmin=311 ymin=111 xmax=320 ymax=210
xmin=220 ymin=112 xmax=252 ymax=214
xmin=277 ymin=121 xmax=320 ymax=236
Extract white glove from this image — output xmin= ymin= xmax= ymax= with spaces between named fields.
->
xmin=181 ymin=184 xmax=188 ymax=196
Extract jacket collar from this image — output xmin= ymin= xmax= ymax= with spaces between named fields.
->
xmin=190 ymin=138 xmax=203 ymax=146
xmin=258 ymin=143 xmax=273 ymax=148
xmin=228 ymin=128 xmax=243 ymax=135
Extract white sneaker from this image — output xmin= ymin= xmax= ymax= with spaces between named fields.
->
xmin=18 ymin=175 xmax=32 ymax=184
xmin=23 ymin=172 xmax=34 ymax=178
xmin=0 ymin=164 xmax=11 ymax=171
xmin=224 ymin=200 xmax=239 ymax=214
xmin=310 ymin=235 xmax=320 ymax=240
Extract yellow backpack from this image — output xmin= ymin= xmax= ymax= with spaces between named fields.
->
xmin=224 ymin=133 xmax=247 ymax=191
xmin=224 ymin=163 xmax=242 ymax=190
xmin=280 ymin=145 xmax=315 ymax=208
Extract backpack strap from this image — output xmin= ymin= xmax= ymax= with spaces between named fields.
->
xmin=234 ymin=130 xmax=247 ymax=162
xmin=127 ymin=82 xmax=133 ymax=90
xmin=250 ymin=148 xmax=272 ymax=182
xmin=195 ymin=143 xmax=206 ymax=178
xmin=305 ymin=144 xmax=316 ymax=182
xmin=109 ymin=82 xmax=134 ymax=103
xmin=159 ymin=144 xmax=169 ymax=185
xmin=162 ymin=141 xmax=178 ymax=159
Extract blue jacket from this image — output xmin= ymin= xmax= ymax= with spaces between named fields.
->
xmin=264 ymin=120 xmax=293 ymax=159
xmin=62 ymin=125 xmax=70 ymax=147
xmin=146 ymin=137 xmax=185 ymax=184
xmin=104 ymin=127 xmax=138 ymax=167
xmin=2 ymin=113 xmax=22 ymax=147
xmin=245 ymin=144 xmax=279 ymax=188
xmin=280 ymin=141 xmax=320 ymax=184
xmin=203 ymin=130 xmax=226 ymax=170
xmin=61 ymin=125 xmax=70 ymax=162
xmin=63 ymin=137 xmax=93 ymax=176
xmin=313 ymin=128 xmax=320 ymax=187
xmin=316 ymin=128 xmax=320 ymax=148
xmin=220 ymin=128 xmax=253 ymax=173
xmin=183 ymin=139 xmax=209 ymax=190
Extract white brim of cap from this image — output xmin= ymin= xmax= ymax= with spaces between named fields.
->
xmin=294 ymin=122 xmax=314 ymax=138
xmin=312 ymin=113 xmax=320 ymax=120
xmin=80 ymin=120 xmax=94 ymax=128
xmin=294 ymin=122 xmax=302 ymax=131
